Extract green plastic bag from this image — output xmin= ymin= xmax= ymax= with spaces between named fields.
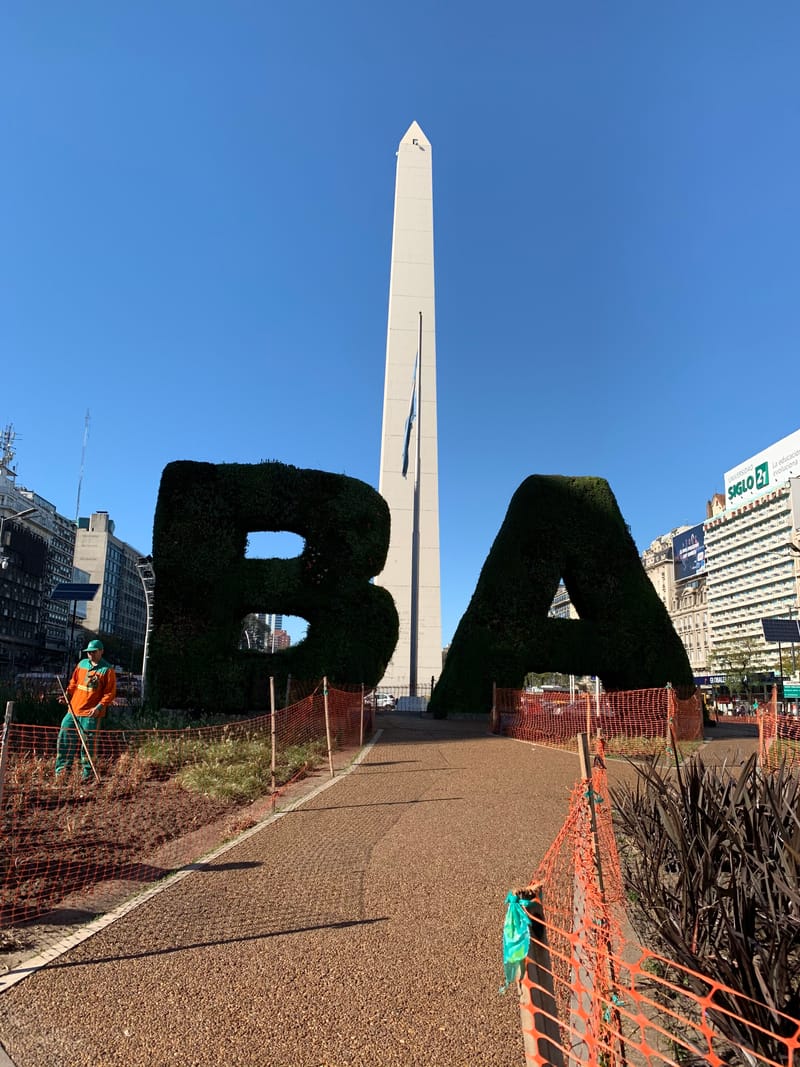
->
xmin=500 ymin=891 xmax=530 ymax=993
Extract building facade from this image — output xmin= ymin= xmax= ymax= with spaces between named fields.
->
xmin=0 ymin=427 xmax=77 ymax=675
xmin=18 ymin=489 xmax=77 ymax=658
xmin=703 ymin=429 xmax=800 ymax=676
xmin=640 ymin=430 xmax=800 ymax=682
xmin=549 ymin=581 xmax=579 ymax=622
xmin=705 ymin=480 xmax=800 ymax=670
xmin=641 ymin=524 xmax=711 ymax=677
xmin=271 ymin=628 xmax=291 ymax=652
xmin=73 ymin=511 xmax=147 ymax=659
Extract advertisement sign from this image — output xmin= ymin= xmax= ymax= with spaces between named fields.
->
xmin=724 ymin=427 xmax=800 ymax=509
xmin=672 ymin=524 xmax=706 ymax=582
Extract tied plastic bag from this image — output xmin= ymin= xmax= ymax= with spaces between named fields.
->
xmin=500 ymin=891 xmax=530 ymax=994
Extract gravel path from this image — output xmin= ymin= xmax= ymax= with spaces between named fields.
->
xmin=0 ymin=715 xmax=657 ymax=1067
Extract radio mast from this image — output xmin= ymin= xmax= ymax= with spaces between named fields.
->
xmin=75 ymin=410 xmax=90 ymax=524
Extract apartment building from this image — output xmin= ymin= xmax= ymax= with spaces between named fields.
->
xmin=0 ymin=428 xmax=77 ymax=673
xmin=703 ymin=430 xmax=800 ymax=675
xmin=705 ymin=480 xmax=800 ymax=669
xmin=73 ymin=511 xmax=147 ymax=654
xmin=18 ymin=489 xmax=77 ymax=656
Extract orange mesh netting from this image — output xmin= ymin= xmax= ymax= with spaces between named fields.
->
xmin=759 ymin=685 xmax=800 ymax=772
xmin=495 ymin=687 xmax=703 ymax=757
xmin=510 ymin=750 xmax=800 ymax=1066
xmin=0 ymin=683 xmax=372 ymax=928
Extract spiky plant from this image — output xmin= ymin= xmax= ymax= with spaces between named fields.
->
xmin=611 ymin=754 xmax=800 ymax=1063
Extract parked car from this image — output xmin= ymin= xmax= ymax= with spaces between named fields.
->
xmin=366 ymin=691 xmax=396 ymax=710
xmin=14 ymin=672 xmax=63 ymax=699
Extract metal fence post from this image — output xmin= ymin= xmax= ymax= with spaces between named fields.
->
xmin=270 ymin=676 xmax=276 ymax=810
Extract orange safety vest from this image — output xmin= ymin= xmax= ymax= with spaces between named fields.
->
xmin=66 ymin=658 xmax=117 ymax=717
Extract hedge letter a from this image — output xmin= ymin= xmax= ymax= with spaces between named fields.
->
xmin=428 ymin=475 xmax=693 ymax=717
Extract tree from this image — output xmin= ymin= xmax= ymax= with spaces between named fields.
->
xmin=240 ymin=614 xmax=270 ymax=651
xmin=523 ymin=671 xmax=571 ymax=689
xmin=709 ymin=636 xmax=764 ymax=699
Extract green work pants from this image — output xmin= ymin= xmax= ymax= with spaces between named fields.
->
xmin=55 ymin=712 xmax=100 ymax=780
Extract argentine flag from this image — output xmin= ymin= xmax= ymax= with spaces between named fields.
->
xmin=401 ymin=352 xmax=419 ymax=478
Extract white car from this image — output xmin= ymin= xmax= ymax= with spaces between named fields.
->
xmin=367 ymin=691 xmax=395 ymax=709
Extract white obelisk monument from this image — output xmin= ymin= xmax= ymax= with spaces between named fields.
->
xmin=376 ymin=121 xmax=442 ymax=694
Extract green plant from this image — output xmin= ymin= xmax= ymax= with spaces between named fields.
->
xmin=108 ymin=705 xmax=240 ymax=731
xmin=175 ymin=737 xmax=327 ymax=801
xmin=127 ymin=730 xmax=329 ymax=801
xmin=134 ymin=736 xmax=211 ymax=772
xmin=611 ymin=754 xmax=800 ymax=1062
xmin=4 ymin=695 xmax=64 ymax=728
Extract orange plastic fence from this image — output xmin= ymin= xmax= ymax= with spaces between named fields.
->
xmin=759 ymin=684 xmax=800 ymax=771
xmin=511 ymin=748 xmax=800 ymax=1066
xmin=494 ymin=687 xmax=703 ymax=756
xmin=0 ymin=684 xmax=372 ymax=928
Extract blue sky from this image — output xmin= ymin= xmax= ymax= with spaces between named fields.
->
xmin=3 ymin=2 xmax=800 ymax=647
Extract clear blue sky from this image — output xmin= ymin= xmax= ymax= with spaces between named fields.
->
xmin=3 ymin=2 xmax=800 ymax=647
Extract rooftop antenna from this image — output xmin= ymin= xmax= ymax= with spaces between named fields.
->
xmin=75 ymin=410 xmax=90 ymax=524
xmin=0 ymin=425 xmax=17 ymax=482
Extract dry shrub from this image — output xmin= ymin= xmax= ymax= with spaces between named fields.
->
xmin=612 ymin=754 xmax=800 ymax=1063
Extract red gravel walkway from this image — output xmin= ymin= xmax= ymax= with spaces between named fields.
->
xmin=0 ymin=714 xmax=664 ymax=1066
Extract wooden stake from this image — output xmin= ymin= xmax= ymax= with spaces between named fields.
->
xmin=323 ymin=676 xmax=335 ymax=778
xmin=0 ymin=701 xmax=14 ymax=818
xmin=359 ymin=682 xmax=365 ymax=747
xmin=577 ymin=733 xmax=605 ymax=896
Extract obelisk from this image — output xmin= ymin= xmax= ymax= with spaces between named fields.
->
xmin=376 ymin=121 xmax=442 ymax=694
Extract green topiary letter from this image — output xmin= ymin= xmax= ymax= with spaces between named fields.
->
xmin=149 ymin=461 xmax=398 ymax=714
xmin=428 ymin=475 xmax=694 ymax=718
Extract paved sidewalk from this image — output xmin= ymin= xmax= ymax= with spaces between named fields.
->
xmin=0 ymin=715 xmax=754 ymax=1067
xmin=694 ymin=718 xmax=759 ymax=766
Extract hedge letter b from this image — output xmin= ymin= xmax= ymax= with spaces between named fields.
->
xmin=149 ymin=461 xmax=399 ymax=713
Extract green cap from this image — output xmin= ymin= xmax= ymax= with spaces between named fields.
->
xmin=83 ymin=639 xmax=104 ymax=652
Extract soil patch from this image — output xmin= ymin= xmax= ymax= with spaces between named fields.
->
xmin=0 ymin=746 xmax=357 ymax=977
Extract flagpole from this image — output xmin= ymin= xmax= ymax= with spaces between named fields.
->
xmin=409 ymin=310 xmax=422 ymax=696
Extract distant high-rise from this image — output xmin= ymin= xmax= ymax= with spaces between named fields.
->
xmin=73 ymin=511 xmax=147 ymax=654
xmin=375 ymin=122 xmax=442 ymax=691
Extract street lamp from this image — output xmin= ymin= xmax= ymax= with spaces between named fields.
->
xmin=788 ymin=540 xmax=800 ymax=674
xmin=0 ymin=507 xmax=37 ymax=569
xmin=135 ymin=556 xmax=155 ymax=700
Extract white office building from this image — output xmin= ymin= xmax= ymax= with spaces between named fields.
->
xmin=705 ymin=428 xmax=800 ymax=668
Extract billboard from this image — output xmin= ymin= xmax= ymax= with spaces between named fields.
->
xmin=8 ymin=526 xmax=46 ymax=578
xmin=724 ymin=426 xmax=800 ymax=510
xmin=672 ymin=524 xmax=706 ymax=582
